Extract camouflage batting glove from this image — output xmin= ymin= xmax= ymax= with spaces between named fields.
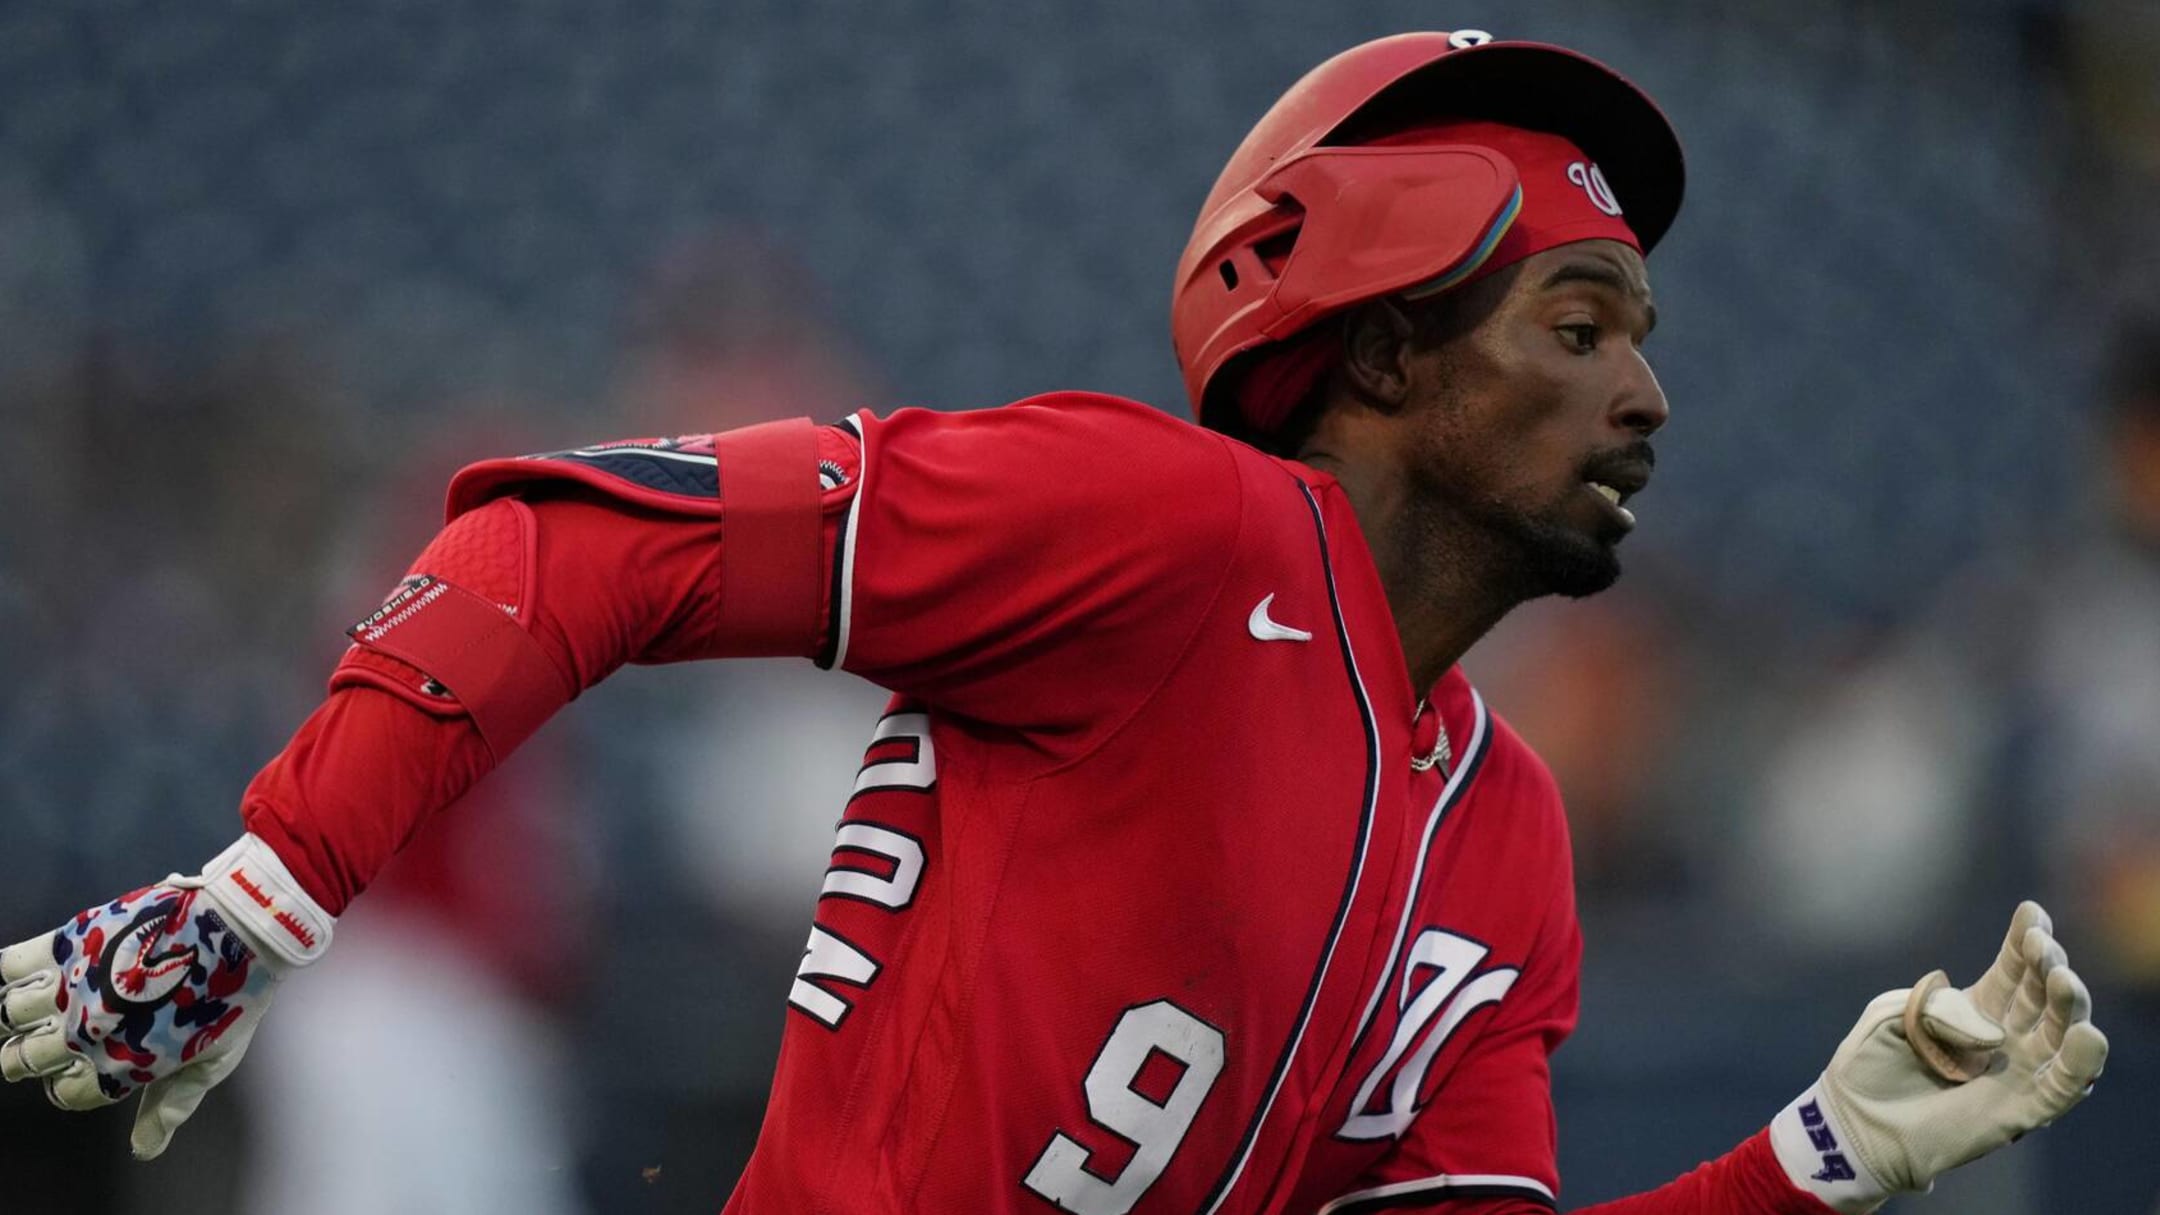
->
xmin=1768 ymin=902 xmax=2107 ymax=1213
xmin=0 ymin=834 xmax=333 ymax=1159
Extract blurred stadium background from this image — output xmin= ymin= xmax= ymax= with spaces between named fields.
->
xmin=3 ymin=1 xmax=2158 ymax=1211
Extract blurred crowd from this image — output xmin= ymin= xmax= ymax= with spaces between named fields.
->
xmin=2 ymin=2 xmax=2158 ymax=1212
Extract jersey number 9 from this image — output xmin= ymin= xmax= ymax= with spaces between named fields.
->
xmin=1022 ymin=1000 xmax=1226 ymax=1215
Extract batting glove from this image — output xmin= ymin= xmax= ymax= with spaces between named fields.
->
xmin=1768 ymin=901 xmax=2107 ymax=1213
xmin=0 ymin=834 xmax=333 ymax=1159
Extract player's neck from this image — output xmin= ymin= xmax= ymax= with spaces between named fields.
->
xmin=1297 ymin=450 xmax=1521 ymax=693
xmin=1389 ymin=515 xmax=1523 ymax=691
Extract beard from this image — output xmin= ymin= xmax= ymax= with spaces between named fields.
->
xmin=1405 ymin=471 xmax=1626 ymax=604
xmin=1483 ymin=498 xmax=1624 ymax=599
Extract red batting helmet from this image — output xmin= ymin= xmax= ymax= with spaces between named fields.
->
xmin=1171 ymin=30 xmax=1685 ymax=433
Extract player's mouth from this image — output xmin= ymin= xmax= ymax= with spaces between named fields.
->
xmin=1580 ymin=450 xmax=1653 ymax=531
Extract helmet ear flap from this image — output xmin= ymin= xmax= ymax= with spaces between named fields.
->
xmin=1252 ymin=144 xmax=1521 ymax=337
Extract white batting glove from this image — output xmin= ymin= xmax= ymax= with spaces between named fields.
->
xmin=0 ymin=834 xmax=333 ymax=1159
xmin=1769 ymin=901 xmax=2108 ymax=1213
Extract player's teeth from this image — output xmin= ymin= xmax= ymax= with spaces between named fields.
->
xmin=1591 ymin=482 xmax=1622 ymax=505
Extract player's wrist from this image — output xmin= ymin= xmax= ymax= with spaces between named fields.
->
xmin=1767 ymin=1082 xmax=1891 ymax=1214
xmin=193 ymin=833 xmax=336 ymax=969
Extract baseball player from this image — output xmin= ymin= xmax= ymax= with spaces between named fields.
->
xmin=0 ymin=31 xmax=2106 ymax=1215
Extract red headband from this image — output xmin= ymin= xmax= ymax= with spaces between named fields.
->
xmin=1236 ymin=120 xmax=1643 ymax=433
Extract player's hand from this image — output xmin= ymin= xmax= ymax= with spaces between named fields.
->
xmin=0 ymin=834 xmax=333 ymax=1159
xmin=1767 ymin=901 xmax=2108 ymax=1213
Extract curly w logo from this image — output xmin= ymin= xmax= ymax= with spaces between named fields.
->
xmin=1339 ymin=927 xmax=1520 ymax=1140
xmin=1567 ymin=161 xmax=1624 ymax=217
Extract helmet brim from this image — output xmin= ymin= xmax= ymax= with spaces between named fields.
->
xmin=1324 ymin=40 xmax=1685 ymax=254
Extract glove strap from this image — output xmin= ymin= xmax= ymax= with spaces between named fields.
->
xmin=196 ymin=834 xmax=336 ymax=968
xmin=1768 ymin=1083 xmax=1890 ymax=1214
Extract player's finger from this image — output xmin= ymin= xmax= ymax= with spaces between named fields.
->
xmin=131 ymin=1061 xmax=224 ymax=1160
xmin=2035 ymin=1021 xmax=2109 ymax=1115
xmin=1968 ymin=901 xmax=2050 ymax=1018
xmin=2040 ymin=965 xmax=2091 ymax=1053
xmin=1919 ymin=983 xmax=2005 ymax=1052
xmin=0 ymin=974 xmax=59 ymax=1033
xmin=2006 ymin=926 xmax=2063 ymax=1035
xmin=44 ymin=1058 xmax=120 ymax=1111
xmin=0 ymin=1025 xmax=75 ymax=1081
xmin=0 ymin=935 xmax=58 ymax=987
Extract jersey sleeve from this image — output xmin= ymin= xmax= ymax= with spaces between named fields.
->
xmin=822 ymin=393 xmax=1243 ymax=737
xmin=244 ymin=395 xmax=1239 ymax=912
xmin=443 ymin=393 xmax=1245 ymax=741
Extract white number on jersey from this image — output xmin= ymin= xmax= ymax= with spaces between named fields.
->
xmin=821 ymin=822 xmax=925 ymax=909
xmin=853 ymin=710 xmax=936 ymax=795
xmin=788 ymin=926 xmax=881 ymax=1029
xmin=787 ymin=710 xmax=937 ymax=1030
xmin=1338 ymin=927 xmax=1519 ymax=1140
xmin=1022 ymin=1000 xmax=1226 ymax=1215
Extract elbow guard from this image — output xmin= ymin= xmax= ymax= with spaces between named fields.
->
xmin=333 ymin=497 xmax=573 ymax=762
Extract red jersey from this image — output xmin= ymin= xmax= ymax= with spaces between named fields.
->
xmin=242 ymin=391 xmax=1822 ymax=1215
xmin=715 ymin=395 xmax=1578 ymax=1214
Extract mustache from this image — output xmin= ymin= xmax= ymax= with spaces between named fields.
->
xmin=1581 ymin=441 xmax=1656 ymax=483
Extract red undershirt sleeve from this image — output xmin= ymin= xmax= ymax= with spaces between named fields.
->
xmin=1420 ymin=1131 xmax=1832 ymax=1215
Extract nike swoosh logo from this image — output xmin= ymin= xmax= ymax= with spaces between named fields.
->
xmin=1248 ymin=593 xmax=1313 ymax=643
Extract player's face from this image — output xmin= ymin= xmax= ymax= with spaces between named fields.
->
xmin=1400 ymin=239 xmax=1666 ymax=598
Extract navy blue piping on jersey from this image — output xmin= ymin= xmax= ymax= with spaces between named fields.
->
xmin=1332 ymin=690 xmax=1495 ymax=1146
xmin=1197 ymin=479 xmax=1385 ymax=1215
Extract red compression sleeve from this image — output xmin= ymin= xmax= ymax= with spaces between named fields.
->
xmin=242 ymin=490 xmax=752 ymax=915
xmin=1430 ymin=1132 xmax=1833 ymax=1215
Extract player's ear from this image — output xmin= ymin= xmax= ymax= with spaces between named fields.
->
xmin=1338 ymin=299 xmax=1416 ymax=413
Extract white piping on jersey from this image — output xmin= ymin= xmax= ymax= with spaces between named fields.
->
xmin=1315 ymin=1170 xmax=1555 ymax=1213
xmin=564 ymin=446 xmax=716 ymax=466
xmin=1343 ymin=691 xmax=1492 ymax=1050
xmin=831 ymin=412 xmax=868 ymax=670
xmin=1201 ymin=482 xmax=1385 ymax=1215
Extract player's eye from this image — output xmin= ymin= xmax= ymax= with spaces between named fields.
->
xmin=1557 ymin=323 xmax=1600 ymax=354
